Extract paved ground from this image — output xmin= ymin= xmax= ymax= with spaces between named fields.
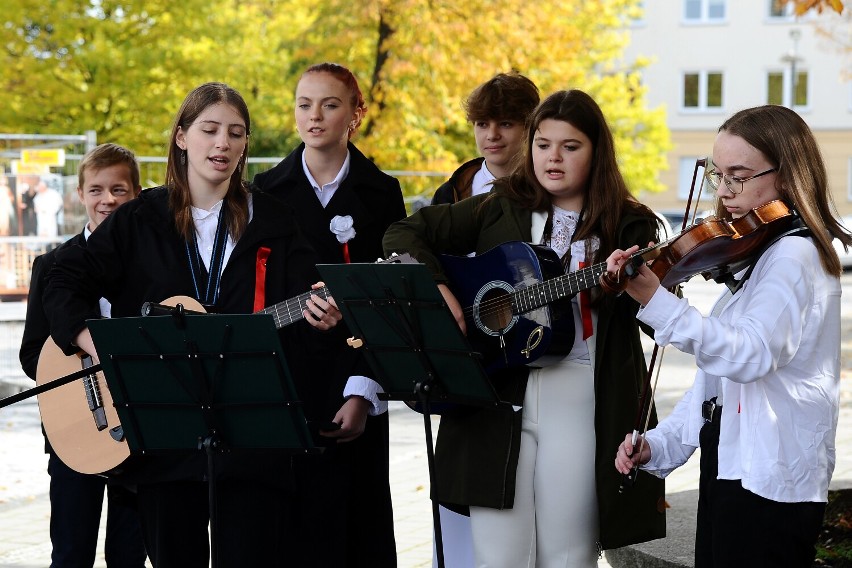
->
xmin=1 ymin=274 xmax=851 ymax=568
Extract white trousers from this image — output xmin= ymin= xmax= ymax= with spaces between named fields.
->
xmin=433 ymin=505 xmax=475 ymax=568
xmin=469 ymin=360 xmax=599 ymax=568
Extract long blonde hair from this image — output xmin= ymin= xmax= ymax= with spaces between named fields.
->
xmin=715 ymin=105 xmax=851 ymax=276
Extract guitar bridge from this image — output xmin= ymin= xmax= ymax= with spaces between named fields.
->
xmin=83 ymin=371 xmax=109 ymax=431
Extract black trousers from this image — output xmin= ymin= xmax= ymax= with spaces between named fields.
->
xmin=137 ymin=478 xmax=288 ymax=568
xmin=696 ymin=411 xmax=825 ymax=568
xmin=138 ymin=478 xmax=291 ymax=568
xmin=47 ymin=451 xmax=147 ymax=568
xmin=286 ymin=412 xmax=397 ymax=568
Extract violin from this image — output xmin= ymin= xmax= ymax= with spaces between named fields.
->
xmin=600 ymin=200 xmax=800 ymax=293
xmin=602 ymin=198 xmax=803 ymax=493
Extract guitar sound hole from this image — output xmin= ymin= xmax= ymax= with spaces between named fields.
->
xmin=479 ymin=288 xmax=513 ymax=333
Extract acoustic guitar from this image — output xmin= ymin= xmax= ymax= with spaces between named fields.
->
xmin=440 ymin=241 xmax=608 ymax=372
xmin=34 ymin=254 xmax=415 ymax=475
xmin=402 ymin=242 xmax=609 ymax=415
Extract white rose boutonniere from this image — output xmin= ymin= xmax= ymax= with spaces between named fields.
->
xmin=330 ymin=215 xmax=356 ymax=263
xmin=329 ymin=215 xmax=356 ymax=244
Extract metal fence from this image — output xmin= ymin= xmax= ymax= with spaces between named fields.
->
xmin=0 ymin=315 xmax=27 ymax=389
xmin=0 ymin=237 xmax=64 ymax=301
xmin=0 ymin=132 xmax=448 ymax=300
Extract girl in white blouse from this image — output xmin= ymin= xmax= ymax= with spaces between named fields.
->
xmin=609 ymin=104 xmax=852 ymax=568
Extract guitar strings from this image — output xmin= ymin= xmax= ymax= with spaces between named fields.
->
xmin=458 ymin=261 xmax=609 ymax=319
xmin=455 ymin=237 xmax=670 ymax=322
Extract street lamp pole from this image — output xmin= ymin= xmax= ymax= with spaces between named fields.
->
xmin=781 ymin=28 xmax=803 ymax=108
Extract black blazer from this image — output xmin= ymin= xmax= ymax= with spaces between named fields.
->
xmin=42 ymin=187 xmax=331 ymax=482
xmin=252 ymin=142 xmax=406 ymax=265
xmin=252 ymin=143 xmax=407 ymax=397
xmin=20 ymin=232 xmax=86 ymax=381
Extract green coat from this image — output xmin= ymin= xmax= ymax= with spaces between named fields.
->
xmin=383 ymin=189 xmax=666 ymax=550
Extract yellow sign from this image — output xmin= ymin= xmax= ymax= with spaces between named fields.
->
xmin=10 ymin=160 xmax=49 ymax=175
xmin=20 ymin=149 xmax=65 ymax=167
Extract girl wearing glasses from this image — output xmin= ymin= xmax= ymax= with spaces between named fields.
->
xmin=609 ymin=104 xmax=852 ymax=567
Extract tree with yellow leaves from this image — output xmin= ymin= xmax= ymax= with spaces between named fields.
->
xmin=1 ymin=0 xmax=670 ymax=197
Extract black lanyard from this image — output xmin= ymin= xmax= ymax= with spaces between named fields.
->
xmin=185 ymin=205 xmax=230 ymax=306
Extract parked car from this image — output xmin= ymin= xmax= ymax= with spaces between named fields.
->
xmin=654 ymin=211 xmax=675 ymax=240
xmin=656 ymin=208 xmax=714 ymax=236
xmin=833 ymin=215 xmax=852 ymax=270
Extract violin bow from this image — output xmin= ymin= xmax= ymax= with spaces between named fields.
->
xmin=619 ymin=158 xmax=707 ymax=492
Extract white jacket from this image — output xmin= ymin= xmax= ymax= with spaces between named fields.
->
xmin=638 ymin=235 xmax=840 ymax=503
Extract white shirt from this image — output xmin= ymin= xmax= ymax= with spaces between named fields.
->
xmin=470 ymin=161 xmax=496 ymax=197
xmin=302 ymin=150 xmax=351 ymax=208
xmin=528 ymin=209 xmax=599 ymax=367
xmin=84 ymin=224 xmax=112 ymax=318
xmin=638 ymin=235 xmax=840 ymax=503
xmin=190 ymin=198 xmax=244 ymax=274
xmin=300 ymin=152 xmax=386 ymax=416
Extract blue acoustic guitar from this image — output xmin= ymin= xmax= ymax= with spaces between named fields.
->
xmin=440 ymin=241 xmax=609 ymax=372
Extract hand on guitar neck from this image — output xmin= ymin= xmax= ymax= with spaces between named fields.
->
xmin=304 ymin=281 xmax=343 ymax=331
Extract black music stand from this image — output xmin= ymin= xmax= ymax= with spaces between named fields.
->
xmin=316 ymin=261 xmax=510 ymax=568
xmin=87 ymin=309 xmax=314 ymax=568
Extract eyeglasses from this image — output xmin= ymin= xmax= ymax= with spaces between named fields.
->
xmin=704 ymin=166 xmax=777 ymax=194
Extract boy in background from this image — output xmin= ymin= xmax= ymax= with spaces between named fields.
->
xmin=20 ymin=143 xmax=147 ymax=568
xmin=432 ymin=72 xmax=539 ymax=205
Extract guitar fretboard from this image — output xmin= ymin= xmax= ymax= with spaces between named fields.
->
xmin=512 ymin=261 xmax=608 ymax=314
xmin=254 ymin=253 xmax=414 ymax=329
xmin=256 ymin=286 xmax=332 ymax=329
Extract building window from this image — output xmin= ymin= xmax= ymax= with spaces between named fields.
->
xmin=683 ymin=71 xmax=724 ymax=110
xmin=769 ymin=0 xmax=794 ymax=18
xmin=678 ymin=157 xmax=715 ymax=201
xmin=684 ymin=0 xmax=726 ymax=22
xmin=767 ymin=70 xmax=809 ymax=107
xmin=847 ymin=157 xmax=852 ymax=202
xmin=768 ymin=72 xmax=784 ymax=105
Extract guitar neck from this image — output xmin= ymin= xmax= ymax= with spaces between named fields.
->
xmin=256 ymin=286 xmax=332 ymax=329
xmin=253 ymin=253 xmax=416 ymax=329
xmin=512 ymin=261 xmax=608 ymax=314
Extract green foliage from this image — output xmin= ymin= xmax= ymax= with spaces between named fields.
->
xmin=816 ymin=489 xmax=852 ymax=566
xmin=1 ymin=0 xmax=670 ymax=198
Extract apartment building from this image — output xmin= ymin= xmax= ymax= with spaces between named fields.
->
xmin=622 ymin=1 xmax=852 ymax=215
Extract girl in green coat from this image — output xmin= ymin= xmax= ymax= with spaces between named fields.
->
xmin=384 ymin=89 xmax=666 ymax=567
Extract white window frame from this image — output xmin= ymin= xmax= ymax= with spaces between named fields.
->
xmin=773 ymin=67 xmax=810 ymax=110
xmin=681 ymin=71 xmax=725 ymax=112
xmin=847 ymin=157 xmax=852 ymax=203
xmin=766 ymin=68 xmax=809 ymax=108
xmin=683 ymin=0 xmax=727 ymax=23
